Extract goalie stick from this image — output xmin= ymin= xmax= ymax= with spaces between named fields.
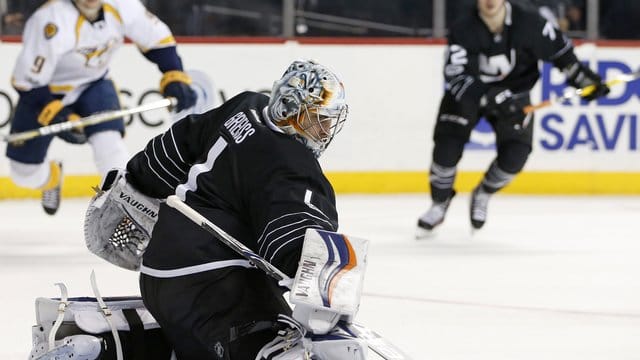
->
xmin=1 ymin=97 xmax=177 ymax=144
xmin=165 ymin=195 xmax=413 ymax=360
xmin=165 ymin=195 xmax=290 ymax=284
xmin=524 ymin=69 xmax=640 ymax=114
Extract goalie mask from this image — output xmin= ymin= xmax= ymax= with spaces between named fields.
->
xmin=268 ymin=60 xmax=348 ymax=157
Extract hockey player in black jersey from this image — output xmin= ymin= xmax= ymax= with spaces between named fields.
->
xmin=89 ymin=60 xmax=349 ymax=359
xmin=417 ymin=0 xmax=609 ymax=234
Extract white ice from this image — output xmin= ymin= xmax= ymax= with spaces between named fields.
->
xmin=1 ymin=194 xmax=639 ymax=359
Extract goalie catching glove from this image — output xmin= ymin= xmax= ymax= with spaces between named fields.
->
xmin=160 ymin=70 xmax=197 ymax=112
xmin=84 ymin=169 xmax=160 ymax=271
xmin=564 ymin=61 xmax=610 ymax=101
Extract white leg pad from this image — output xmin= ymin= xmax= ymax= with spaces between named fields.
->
xmin=88 ymin=131 xmax=129 ymax=177
xmin=9 ymin=160 xmax=49 ymax=189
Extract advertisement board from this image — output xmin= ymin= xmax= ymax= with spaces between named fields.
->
xmin=0 ymin=41 xmax=638 ymax=196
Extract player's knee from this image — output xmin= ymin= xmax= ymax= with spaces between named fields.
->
xmin=497 ymin=142 xmax=532 ymax=173
xmin=88 ymin=130 xmax=129 ymax=176
xmin=9 ymin=160 xmax=50 ymax=189
xmin=433 ymin=136 xmax=466 ymax=167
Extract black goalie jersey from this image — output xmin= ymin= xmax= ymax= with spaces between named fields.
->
xmin=444 ymin=1 xmax=579 ymax=103
xmin=126 ymin=91 xmax=338 ymax=278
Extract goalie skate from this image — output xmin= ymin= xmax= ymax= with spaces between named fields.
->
xmin=341 ymin=322 xmax=413 ymax=360
xmin=30 ymin=335 xmax=102 ymax=360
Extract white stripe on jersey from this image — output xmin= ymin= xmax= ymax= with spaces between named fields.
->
xmin=151 ymin=137 xmax=181 ymax=182
xmin=258 ymin=210 xmax=335 ymax=263
xmin=303 ymin=189 xmax=328 ymax=218
xmin=160 ymin=132 xmax=187 ymax=175
xmin=140 ymin=259 xmax=253 ymax=278
xmin=258 ymin=218 xmax=323 ymax=255
xmin=143 ymin=151 xmax=174 ymax=189
xmin=168 ymin=126 xmax=187 ymax=164
xmin=267 ymin=227 xmax=325 ymax=264
xmin=176 ymin=137 xmax=228 ymax=201
xmin=257 ymin=211 xmax=333 ymax=244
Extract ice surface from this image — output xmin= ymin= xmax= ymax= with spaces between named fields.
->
xmin=1 ymin=194 xmax=639 ymax=359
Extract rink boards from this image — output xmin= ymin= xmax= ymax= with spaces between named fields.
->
xmin=0 ymin=39 xmax=639 ymax=197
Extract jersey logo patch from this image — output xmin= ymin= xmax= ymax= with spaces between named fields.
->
xmin=44 ymin=23 xmax=58 ymax=39
xmin=479 ymin=49 xmax=516 ymax=83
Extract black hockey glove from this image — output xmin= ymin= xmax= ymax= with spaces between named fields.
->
xmin=564 ymin=62 xmax=610 ymax=101
xmin=482 ymin=88 xmax=531 ymax=127
xmin=160 ymin=70 xmax=197 ymax=112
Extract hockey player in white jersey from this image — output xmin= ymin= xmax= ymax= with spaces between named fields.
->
xmin=5 ymin=0 xmax=197 ymax=215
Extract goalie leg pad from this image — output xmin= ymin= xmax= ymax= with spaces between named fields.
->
xmin=30 ymin=295 xmax=173 ymax=359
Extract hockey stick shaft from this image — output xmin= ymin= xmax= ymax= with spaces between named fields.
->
xmin=2 ymin=97 xmax=177 ymax=144
xmin=165 ymin=195 xmax=291 ymax=284
xmin=166 ymin=195 xmax=412 ymax=360
xmin=524 ymin=69 xmax=640 ymax=114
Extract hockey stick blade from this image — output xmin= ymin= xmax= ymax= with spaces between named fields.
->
xmin=2 ymin=97 xmax=177 ymax=144
xmin=341 ymin=322 xmax=414 ymax=360
xmin=165 ymin=195 xmax=291 ymax=283
xmin=166 ymin=195 xmax=413 ymax=359
xmin=524 ymin=69 xmax=640 ymax=114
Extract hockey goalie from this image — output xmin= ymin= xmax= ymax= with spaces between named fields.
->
xmin=28 ymin=59 xmax=410 ymax=359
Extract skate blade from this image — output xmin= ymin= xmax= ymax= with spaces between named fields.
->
xmin=415 ymin=226 xmax=437 ymax=240
xmin=470 ymin=225 xmax=485 ymax=236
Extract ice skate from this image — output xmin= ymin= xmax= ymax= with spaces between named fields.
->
xmin=42 ymin=161 xmax=63 ymax=215
xmin=470 ymin=186 xmax=491 ymax=231
xmin=416 ymin=194 xmax=454 ymax=238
